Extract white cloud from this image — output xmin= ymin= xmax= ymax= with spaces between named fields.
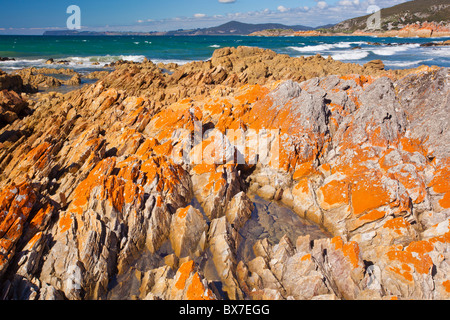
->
xmin=277 ymin=5 xmax=289 ymax=13
xmin=316 ymin=1 xmax=328 ymax=9
xmin=11 ymin=0 xmax=408 ymax=35
xmin=339 ymin=0 xmax=360 ymax=6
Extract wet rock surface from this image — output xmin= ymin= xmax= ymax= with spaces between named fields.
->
xmin=0 ymin=47 xmax=449 ymax=300
xmin=237 ymin=196 xmax=329 ymax=264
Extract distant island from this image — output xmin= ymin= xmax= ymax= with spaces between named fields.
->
xmin=43 ymin=21 xmax=319 ymax=36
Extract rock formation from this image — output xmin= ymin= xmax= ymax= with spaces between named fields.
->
xmin=0 ymin=46 xmax=449 ymax=300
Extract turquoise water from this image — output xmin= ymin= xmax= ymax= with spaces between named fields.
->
xmin=0 ymin=35 xmax=449 ymax=73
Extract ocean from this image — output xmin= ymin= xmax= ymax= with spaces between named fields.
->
xmin=1 ymin=35 xmax=449 ymax=74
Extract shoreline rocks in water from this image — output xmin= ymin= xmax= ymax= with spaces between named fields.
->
xmin=0 ymin=46 xmax=449 ymax=301
xmin=420 ymin=40 xmax=450 ymax=47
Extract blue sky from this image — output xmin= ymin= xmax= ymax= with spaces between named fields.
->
xmin=0 ymin=0 xmax=409 ymax=34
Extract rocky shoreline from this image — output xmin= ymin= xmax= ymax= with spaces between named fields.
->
xmin=250 ymin=22 xmax=450 ymax=38
xmin=0 ymin=46 xmax=449 ymax=300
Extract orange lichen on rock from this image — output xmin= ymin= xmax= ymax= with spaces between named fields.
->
xmin=68 ymin=157 xmax=116 ymax=215
xmin=0 ymin=181 xmax=37 ymax=239
xmin=406 ymin=240 xmax=434 ymax=255
xmin=428 ymin=231 xmax=450 ymax=245
xmin=151 ymin=105 xmax=191 ymax=141
xmin=357 ymin=210 xmax=385 ymax=223
xmin=332 ymin=148 xmax=377 ymax=177
xmin=177 ymin=206 xmax=191 ymax=219
xmin=297 ymin=177 xmax=311 ymax=193
xmin=428 ymin=161 xmax=450 ymax=209
xmin=301 ymin=254 xmax=312 ymax=262
xmin=58 ymin=213 xmax=73 ymax=234
xmin=383 ymin=217 xmax=411 ymax=235
xmin=175 ymin=260 xmax=195 ymax=290
xmin=342 ymin=241 xmax=362 ymax=269
xmin=368 ymin=127 xmax=390 ymax=149
xmin=443 ymin=280 xmax=450 ymax=293
xmin=378 ymin=149 xmax=399 ymax=172
xmin=186 ymin=272 xmax=215 ymax=300
xmin=140 ymin=158 xmax=159 ymax=182
xmin=158 ymin=160 xmax=187 ymax=194
xmin=235 ymin=84 xmax=270 ymax=105
xmin=349 ymin=209 xmax=386 ymax=231
xmin=388 ymin=265 xmax=414 ymax=282
xmin=25 ymin=142 xmax=51 ymax=162
xmin=192 ymin=164 xmax=216 ymax=175
xmin=0 ymin=181 xmax=37 ymax=271
xmin=207 ymin=169 xmax=226 ymax=193
xmin=391 ymin=167 xmax=426 ymax=204
xmin=103 ymin=176 xmax=125 ymax=212
xmin=386 ymin=240 xmax=434 ymax=275
xmin=293 ymin=161 xmax=317 ymax=180
xmin=351 ymin=172 xmax=393 ymax=217
xmin=340 ymin=74 xmax=374 ymax=88
xmin=317 ymin=178 xmax=349 ymax=210
xmin=153 ymin=140 xmax=174 ymax=157
xmin=28 ymin=204 xmax=53 ymax=232
xmin=438 ymin=193 xmax=450 ymax=210
xmin=331 ymin=237 xmax=362 ymax=269
xmin=400 ymin=137 xmax=428 ymax=156
xmin=26 ymin=232 xmax=43 ymax=248
xmin=135 ymin=138 xmax=159 ymax=159
xmin=19 ymin=142 xmax=52 ymax=171
xmin=331 ymin=236 xmax=344 ymax=250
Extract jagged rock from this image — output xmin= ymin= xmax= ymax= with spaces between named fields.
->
xmin=0 ymin=182 xmax=36 ymax=274
xmin=84 ymin=71 xmax=110 ymax=80
xmin=15 ymin=68 xmax=63 ymax=89
xmin=0 ymin=47 xmax=449 ymax=301
xmin=363 ymin=60 xmax=385 ymax=72
xmin=0 ymin=71 xmax=24 ymax=92
xmin=65 ymin=74 xmax=81 ymax=86
xmin=169 ymin=206 xmax=207 ymax=259
xmin=0 ymin=90 xmax=28 ymax=125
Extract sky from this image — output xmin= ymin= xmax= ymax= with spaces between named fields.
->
xmin=0 ymin=0 xmax=410 ymax=34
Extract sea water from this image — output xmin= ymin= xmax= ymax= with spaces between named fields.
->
xmin=0 ymin=35 xmax=449 ymax=74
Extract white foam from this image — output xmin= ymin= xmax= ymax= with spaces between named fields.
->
xmin=0 ymin=58 xmax=47 ymax=70
xmin=385 ymin=59 xmax=432 ymax=67
xmin=288 ymin=41 xmax=367 ymax=53
xmin=289 ymin=44 xmax=335 ymax=52
xmin=66 ymin=55 xmax=147 ymax=65
xmin=372 ymin=44 xmax=420 ymax=56
xmin=424 ymin=47 xmax=450 ymax=57
xmin=0 ymin=55 xmax=148 ymax=72
xmin=331 ymin=51 xmax=370 ymax=61
xmin=209 ymin=45 xmax=221 ymax=48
